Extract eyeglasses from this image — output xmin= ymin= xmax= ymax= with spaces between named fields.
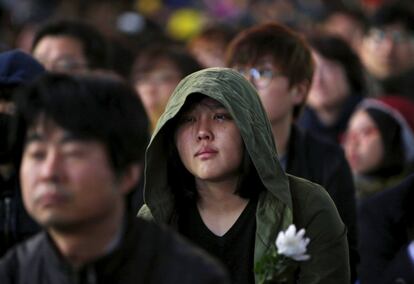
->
xmin=235 ymin=67 xmax=280 ymax=89
xmin=46 ymin=58 xmax=88 ymax=73
xmin=369 ymin=28 xmax=414 ymax=44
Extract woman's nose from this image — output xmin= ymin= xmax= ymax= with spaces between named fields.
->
xmin=196 ymin=120 xmax=213 ymax=141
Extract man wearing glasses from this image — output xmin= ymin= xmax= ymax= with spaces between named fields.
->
xmin=31 ymin=20 xmax=109 ymax=74
xmin=359 ymin=1 xmax=414 ymax=81
xmin=226 ymin=22 xmax=358 ymax=282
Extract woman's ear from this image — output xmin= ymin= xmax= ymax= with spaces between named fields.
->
xmin=119 ymin=163 xmax=142 ymax=195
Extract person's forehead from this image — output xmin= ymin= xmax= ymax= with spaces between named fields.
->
xmin=137 ymin=58 xmax=180 ymax=74
xmin=235 ymin=54 xmax=277 ymax=65
xmin=26 ymin=116 xmax=66 ymax=138
xmin=34 ymin=35 xmax=85 ymax=56
xmin=351 ymin=110 xmax=375 ymax=127
xmin=184 ymin=96 xmax=226 ymax=113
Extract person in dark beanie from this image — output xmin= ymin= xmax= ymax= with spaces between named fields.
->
xmin=0 ymin=49 xmax=45 ymax=113
xmin=0 ymin=49 xmax=45 ymax=256
xmin=343 ymin=95 xmax=414 ymax=200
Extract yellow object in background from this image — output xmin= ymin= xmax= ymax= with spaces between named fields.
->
xmin=167 ymin=8 xmax=203 ymax=41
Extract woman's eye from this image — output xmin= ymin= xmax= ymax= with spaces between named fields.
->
xmin=29 ymin=150 xmax=46 ymax=160
xmin=24 ymin=144 xmax=46 ymax=161
xmin=214 ymin=113 xmax=232 ymax=121
xmin=179 ymin=115 xmax=195 ymax=124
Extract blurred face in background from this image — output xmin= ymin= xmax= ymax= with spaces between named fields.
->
xmin=307 ymin=51 xmax=350 ymax=113
xmin=322 ymin=12 xmax=364 ymax=53
xmin=343 ymin=109 xmax=384 ymax=174
xmin=188 ymin=39 xmax=226 ymax=68
xmin=32 ymin=35 xmax=88 ymax=74
xmin=360 ymin=23 xmax=414 ymax=79
xmin=132 ymin=59 xmax=182 ymax=129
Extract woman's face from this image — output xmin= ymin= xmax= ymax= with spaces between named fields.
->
xmin=343 ymin=109 xmax=384 ymax=174
xmin=307 ymin=51 xmax=350 ymax=111
xmin=174 ymin=97 xmax=244 ymax=185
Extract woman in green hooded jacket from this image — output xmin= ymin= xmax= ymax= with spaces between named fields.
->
xmin=138 ymin=67 xmax=350 ymax=283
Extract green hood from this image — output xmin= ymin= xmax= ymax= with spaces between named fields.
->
xmin=143 ymin=67 xmax=292 ymax=223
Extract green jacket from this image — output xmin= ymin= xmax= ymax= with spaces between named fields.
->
xmin=138 ymin=68 xmax=350 ymax=283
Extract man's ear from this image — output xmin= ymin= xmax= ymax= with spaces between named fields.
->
xmin=119 ymin=163 xmax=142 ymax=195
xmin=290 ymin=81 xmax=309 ymax=104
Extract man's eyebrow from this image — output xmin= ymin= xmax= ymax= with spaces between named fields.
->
xmin=24 ymin=131 xmax=89 ymax=145
xmin=60 ymin=132 xmax=92 ymax=144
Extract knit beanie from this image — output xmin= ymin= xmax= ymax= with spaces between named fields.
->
xmin=0 ymin=49 xmax=45 ymax=99
xmin=0 ymin=49 xmax=45 ymax=163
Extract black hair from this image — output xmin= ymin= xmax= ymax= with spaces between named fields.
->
xmin=309 ymin=35 xmax=366 ymax=96
xmin=0 ymin=112 xmax=11 ymax=164
xmin=323 ymin=5 xmax=369 ymax=33
xmin=130 ymin=43 xmax=202 ymax=82
xmin=12 ymin=73 xmax=149 ymax=176
xmin=365 ymin=107 xmax=404 ymax=177
xmin=165 ymin=93 xmax=264 ymax=210
xmin=31 ymin=19 xmax=110 ymax=70
xmin=226 ymin=22 xmax=314 ymax=119
xmin=370 ymin=1 xmax=414 ymax=33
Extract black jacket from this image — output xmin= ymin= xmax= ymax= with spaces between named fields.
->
xmin=0 ymin=216 xmax=229 ymax=284
xmin=0 ymin=172 xmax=40 ymax=257
xmin=286 ymin=125 xmax=358 ymax=282
xmin=297 ymin=95 xmax=363 ymax=144
xmin=358 ymin=174 xmax=414 ymax=284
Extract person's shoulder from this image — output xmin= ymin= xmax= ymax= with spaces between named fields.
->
xmin=132 ymin=217 xmax=230 ymax=283
xmin=134 ymin=217 xmax=218 ymax=264
xmin=2 ymin=231 xmax=46 ymax=261
xmin=287 ymin=174 xmax=344 ymax=229
xmin=0 ymin=231 xmax=47 ymax=281
xmin=285 ymin=175 xmax=350 ymax=282
xmin=288 ymin=174 xmax=333 ymax=204
xmin=360 ymin=173 xmax=414 ymax=216
xmin=298 ymin=127 xmax=345 ymax=157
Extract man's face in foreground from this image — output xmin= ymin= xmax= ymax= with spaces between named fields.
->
xmin=20 ymin=118 xmax=125 ymax=231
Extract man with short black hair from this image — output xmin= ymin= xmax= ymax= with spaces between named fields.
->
xmin=227 ymin=22 xmax=358 ymax=281
xmin=31 ymin=19 xmax=110 ymax=74
xmin=0 ymin=74 xmax=229 ymax=284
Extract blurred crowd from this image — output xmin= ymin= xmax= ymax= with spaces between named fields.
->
xmin=0 ymin=0 xmax=414 ymax=283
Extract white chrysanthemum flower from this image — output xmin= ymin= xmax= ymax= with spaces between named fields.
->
xmin=276 ymin=224 xmax=310 ymax=261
